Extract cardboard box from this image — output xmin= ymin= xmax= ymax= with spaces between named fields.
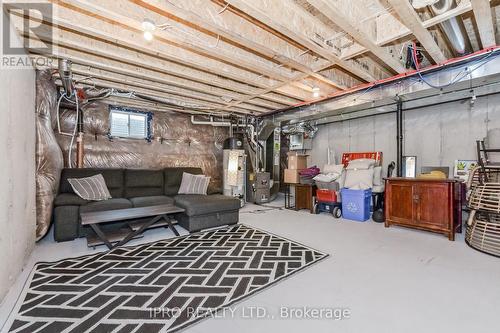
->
xmin=287 ymin=152 xmax=308 ymax=170
xmin=284 ymin=169 xmax=302 ymax=184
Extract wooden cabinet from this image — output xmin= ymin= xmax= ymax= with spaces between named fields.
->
xmin=385 ymin=178 xmax=462 ymax=241
xmin=294 ymin=184 xmax=315 ymax=213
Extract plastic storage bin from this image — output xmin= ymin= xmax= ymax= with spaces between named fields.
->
xmin=341 ymin=188 xmax=372 ymax=222
xmin=316 ymin=189 xmax=337 ymax=202
xmin=316 ymin=181 xmax=340 ymax=191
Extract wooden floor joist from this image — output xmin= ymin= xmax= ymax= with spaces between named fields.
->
xmin=306 ymin=0 xmax=405 ymax=74
xmin=50 ymin=0 xmax=314 ymax=100
xmin=386 ymin=0 xmax=447 ymax=64
xmin=3 ymin=0 xmax=498 ymax=115
xmin=470 ymin=0 xmax=496 ymax=48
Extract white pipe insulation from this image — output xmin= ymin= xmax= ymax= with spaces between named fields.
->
xmin=430 ymin=0 xmax=466 ymax=54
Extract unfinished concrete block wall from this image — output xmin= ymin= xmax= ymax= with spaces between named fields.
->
xmin=310 ymin=93 xmax=500 ymax=175
xmin=0 ymin=13 xmax=36 ymax=302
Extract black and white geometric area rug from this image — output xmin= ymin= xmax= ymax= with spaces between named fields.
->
xmin=7 ymin=224 xmax=328 ymax=333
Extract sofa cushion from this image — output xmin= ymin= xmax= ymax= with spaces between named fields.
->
xmin=174 ymin=194 xmax=240 ymax=216
xmin=125 ymin=169 xmax=164 ymax=198
xmin=54 ymin=206 xmax=81 ymax=242
xmin=129 ymin=195 xmax=174 ymax=208
xmin=164 ymin=167 xmax=203 ymax=196
xmin=60 ymin=168 xmax=124 ymax=197
xmin=68 ymin=174 xmax=112 ymax=201
xmin=178 ymin=172 xmax=210 ymax=195
xmin=54 ymin=193 xmax=89 ymax=207
xmin=79 ymin=198 xmax=133 ymax=213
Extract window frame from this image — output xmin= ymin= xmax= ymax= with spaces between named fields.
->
xmin=108 ymin=107 xmax=152 ymax=141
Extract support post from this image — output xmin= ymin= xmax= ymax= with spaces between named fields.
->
xmin=396 ymin=98 xmax=403 ymax=177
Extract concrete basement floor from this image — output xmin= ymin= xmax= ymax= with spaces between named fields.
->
xmin=1 ymin=199 xmax=500 ymax=333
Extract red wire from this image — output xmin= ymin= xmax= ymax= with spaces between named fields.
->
xmin=269 ymin=46 xmax=500 ymax=114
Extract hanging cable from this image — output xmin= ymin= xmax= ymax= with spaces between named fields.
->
xmin=410 ymin=42 xmax=497 ymax=89
xmin=56 ymin=93 xmax=65 ymax=135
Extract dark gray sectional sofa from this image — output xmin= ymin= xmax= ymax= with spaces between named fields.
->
xmin=53 ymin=167 xmax=240 ymax=242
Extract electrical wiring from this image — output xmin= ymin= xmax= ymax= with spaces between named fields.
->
xmin=341 ymin=46 xmax=499 ymax=107
xmin=268 ymin=46 xmax=500 ymax=116
xmin=56 ymin=93 xmax=66 ymax=135
xmin=410 ymin=43 xmax=497 ymax=90
xmin=56 ymin=91 xmax=78 ymax=136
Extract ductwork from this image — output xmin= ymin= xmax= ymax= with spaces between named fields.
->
xmin=430 ymin=0 xmax=467 ymax=54
xmin=58 ymin=59 xmax=74 ymax=97
xmin=282 ymin=121 xmax=318 ymax=138
xmin=190 ymin=115 xmax=257 ymax=148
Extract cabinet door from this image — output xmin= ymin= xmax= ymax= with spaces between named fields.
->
xmin=295 ymin=185 xmax=311 ymax=210
xmin=416 ymin=183 xmax=449 ymax=228
xmin=387 ymin=182 xmax=415 ymax=224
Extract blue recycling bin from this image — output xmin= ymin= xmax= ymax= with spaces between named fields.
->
xmin=341 ymin=188 xmax=372 ymax=222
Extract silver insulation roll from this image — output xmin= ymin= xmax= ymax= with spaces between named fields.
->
xmin=35 ymin=70 xmax=64 ymax=240
xmin=56 ymin=101 xmax=227 ymax=192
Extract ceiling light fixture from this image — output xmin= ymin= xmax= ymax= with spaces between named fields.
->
xmin=312 ymin=87 xmax=320 ymax=98
xmin=142 ymin=18 xmax=156 ymax=41
xmin=143 ymin=31 xmax=154 ymax=41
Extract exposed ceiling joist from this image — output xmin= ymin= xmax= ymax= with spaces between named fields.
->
xmin=55 ymin=72 xmax=240 ymax=113
xmin=4 ymin=1 xmax=304 ymax=109
xmin=306 ymin=0 xmax=405 ymax=73
xmin=129 ymin=0 xmax=346 ymax=91
xmin=26 ymin=38 xmax=269 ymax=114
xmin=63 ymin=66 xmax=259 ymax=112
xmin=5 ymin=2 xmax=305 ymax=109
xmin=386 ymin=0 xmax=447 ymax=63
xmin=221 ymin=0 xmax=379 ymax=82
xmin=341 ymin=0 xmax=476 ymax=59
xmin=21 ymin=30 xmax=271 ymax=113
xmin=3 ymin=0 xmax=498 ymax=117
xmin=470 ymin=0 xmax=496 ymax=48
xmin=47 ymin=0 xmax=313 ymax=100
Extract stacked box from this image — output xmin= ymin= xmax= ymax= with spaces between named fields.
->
xmin=284 ymin=152 xmax=308 ymax=184
xmin=287 ymin=151 xmax=308 ymax=169
xmin=284 ymin=169 xmax=301 ymax=184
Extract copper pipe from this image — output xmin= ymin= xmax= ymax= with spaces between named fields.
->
xmin=76 ymin=132 xmax=84 ymax=168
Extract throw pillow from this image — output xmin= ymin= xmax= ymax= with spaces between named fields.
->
xmin=68 ymin=174 xmax=112 ymax=201
xmin=344 ymin=168 xmax=374 ymax=189
xmin=323 ymin=164 xmax=344 ymax=175
xmin=346 ymin=158 xmax=376 ymax=170
xmin=178 ymin=172 xmax=211 ymax=195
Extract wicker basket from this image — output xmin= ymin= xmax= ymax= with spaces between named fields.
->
xmin=468 ymin=183 xmax=500 ymax=213
xmin=467 ymin=165 xmax=500 ymax=190
xmin=466 ymin=210 xmax=500 ymax=257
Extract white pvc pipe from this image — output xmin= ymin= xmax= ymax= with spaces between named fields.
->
xmin=190 ymin=115 xmax=257 ymax=146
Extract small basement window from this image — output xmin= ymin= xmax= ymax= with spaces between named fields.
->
xmin=109 ymin=108 xmax=151 ymax=139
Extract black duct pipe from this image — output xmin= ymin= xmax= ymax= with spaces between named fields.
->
xmin=396 ymin=98 xmax=403 ymax=177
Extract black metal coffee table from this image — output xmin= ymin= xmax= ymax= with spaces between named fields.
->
xmin=80 ymin=204 xmax=185 ymax=249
